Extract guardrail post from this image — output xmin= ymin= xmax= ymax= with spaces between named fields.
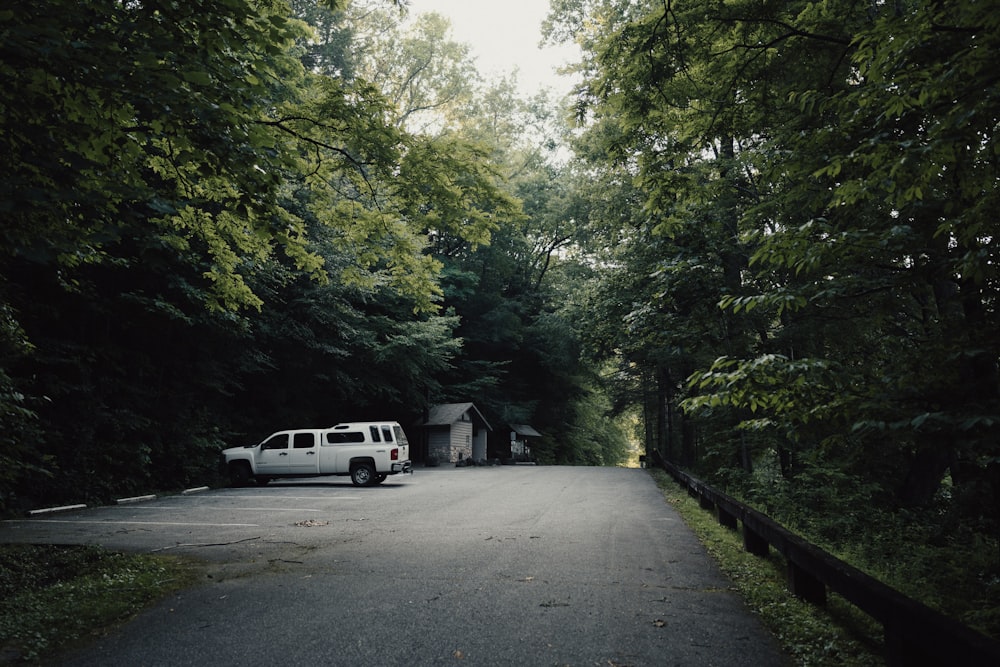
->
xmin=883 ymin=618 xmax=914 ymax=667
xmin=743 ymin=526 xmax=769 ymax=557
xmin=699 ymin=494 xmax=715 ymax=511
xmin=788 ymin=561 xmax=826 ymax=605
xmin=717 ymin=506 xmax=738 ymax=530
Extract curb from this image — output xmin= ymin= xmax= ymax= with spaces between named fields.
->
xmin=25 ymin=485 xmax=213 ymax=516
xmin=116 ymin=494 xmax=157 ymax=505
xmin=27 ymin=504 xmax=87 ymax=516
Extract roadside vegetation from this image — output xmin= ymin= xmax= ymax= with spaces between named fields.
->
xmin=0 ymin=545 xmax=197 ymax=664
xmin=650 ymin=469 xmax=885 ymax=666
xmin=722 ymin=462 xmax=1000 ymax=643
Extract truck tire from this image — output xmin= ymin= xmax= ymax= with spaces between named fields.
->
xmin=351 ymin=462 xmax=375 ymax=486
xmin=229 ymin=461 xmax=252 ymax=487
xmin=373 ymin=473 xmax=387 ymax=485
xmin=255 ymin=476 xmax=271 ymax=486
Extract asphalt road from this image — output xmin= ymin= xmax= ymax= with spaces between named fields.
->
xmin=1 ymin=466 xmax=788 ymax=666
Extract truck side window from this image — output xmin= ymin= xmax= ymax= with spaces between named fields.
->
xmin=381 ymin=425 xmax=393 ymax=442
xmin=293 ymin=433 xmax=315 ymax=449
xmin=369 ymin=426 xmax=381 ymax=442
xmin=325 ymin=432 xmax=365 ymax=444
xmin=261 ymin=434 xmax=289 ymax=450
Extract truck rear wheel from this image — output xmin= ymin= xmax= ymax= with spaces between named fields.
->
xmin=229 ymin=461 xmax=252 ymax=487
xmin=351 ymin=463 xmax=375 ymax=486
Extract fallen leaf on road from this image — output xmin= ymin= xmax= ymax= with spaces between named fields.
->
xmin=652 ymin=619 xmax=667 ymax=627
xmin=540 ymin=599 xmax=570 ymax=608
xmin=294 ymin=519 xmax=329 ymax=527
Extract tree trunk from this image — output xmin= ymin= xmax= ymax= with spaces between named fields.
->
xmin=643 ymin=369 xmax=656 ymax=462
xmin=739 ymin=432 xmax=753 ymax=474
xmin=898 ymin=442 xmax=951 ymax=507
xmin=657 ymin=365 xmax=671 ymax=462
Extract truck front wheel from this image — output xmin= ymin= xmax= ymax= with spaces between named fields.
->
xmin=229 ymin=461 xmax=252 ymax=487
xmin=351 ymin=463 xmax=375 ymax=486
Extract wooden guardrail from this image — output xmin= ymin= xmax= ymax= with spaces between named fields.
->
xmin=653 ymin=452 xmax=1000 ymax=667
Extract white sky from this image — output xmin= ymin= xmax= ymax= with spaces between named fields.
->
xmin=404 ymin=0 xmax=580 ymax=97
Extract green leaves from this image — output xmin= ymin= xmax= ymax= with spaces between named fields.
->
xmin=0 ymin=0 xmax=538 ymax=505
xmin=2 ymin=0 xmax=313 ymax=310
xmin=566 ymin=0 xmax=1000 ymax=517
xmin=684 ymin=355 xmax=843 ymax=426
xmin=718 ymin=291 xmax=807 ymax=316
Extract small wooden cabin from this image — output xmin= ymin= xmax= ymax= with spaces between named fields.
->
xmin=421 ymin=403 xmax=492 ymax=463
xmin=508 ymin=424 xmax=542 ymax=461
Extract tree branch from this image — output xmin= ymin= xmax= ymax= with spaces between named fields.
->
xmin=256 ymin=116 xmax=379 ymax=204
xmin=717 ymin=16 xmax=850 ymax=47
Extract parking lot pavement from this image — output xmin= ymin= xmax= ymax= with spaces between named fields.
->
xmin=1 ymin=479 xmax=396 ymax=561
xmin=3 ymin=467 xmax=790 ymax=666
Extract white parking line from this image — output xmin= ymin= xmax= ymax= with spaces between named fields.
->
xmin=122 ymin=506 xmax=323 ymax=512
xmin=227 ymin=508 xmax=323 ymax=512
xmin=210 ymin=495 xmax=360 ymax=500
xmin=2 ymin=519 xmax=258 ymax=527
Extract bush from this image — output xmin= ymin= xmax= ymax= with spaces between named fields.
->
xmin=0 ymin=545 xmax=196 ymax=662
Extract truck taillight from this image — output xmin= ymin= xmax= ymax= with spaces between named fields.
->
xmin=391 ymin=448 xmax=399 ymax=460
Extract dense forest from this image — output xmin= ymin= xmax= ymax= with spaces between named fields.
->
xmin=2 ymin=0 xmax=999 ymax=637
xmin=1 ymin=0 xmax=629 ymax=510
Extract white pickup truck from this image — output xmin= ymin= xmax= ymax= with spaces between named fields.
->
xmin=221 ymin=422 xmax=412 ymax=487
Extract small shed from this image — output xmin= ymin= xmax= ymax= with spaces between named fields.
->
xmin=508 ymin=424 xmax=542 ymax=460
xmin=421 ymin=403 xmax=492 ymax=463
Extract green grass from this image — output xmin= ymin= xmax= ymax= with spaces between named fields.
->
xmin=729 ymin=464 xmax=1000 ymax=642
xmin=0 ymin=544 xmax=198 ymax=664
xmin=649 ymin=469 xmax=885 ymax=666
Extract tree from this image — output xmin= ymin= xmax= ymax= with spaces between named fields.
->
xmin=682 ymin=0 xmax=1000 ymax=508
xmin=2 ymin=0 xmax=332 ymax=503
xmin=348 ymin=7 xmax=479 ymax=133
xmin=0 ymin=0 xmax=521 ymax=504
xmin=2 ymin=0 xmax=328 ymax=312
xmin=288 ymin=0 xmax=356 ymax=77
xmin=556 ymin=0 xmax=1000 ymax=520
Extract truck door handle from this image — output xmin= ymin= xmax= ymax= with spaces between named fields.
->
xmin=307 ymin=451 xmax=315 ymax=455
xmin=279 ymin=452 xmax=288 ymax=456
